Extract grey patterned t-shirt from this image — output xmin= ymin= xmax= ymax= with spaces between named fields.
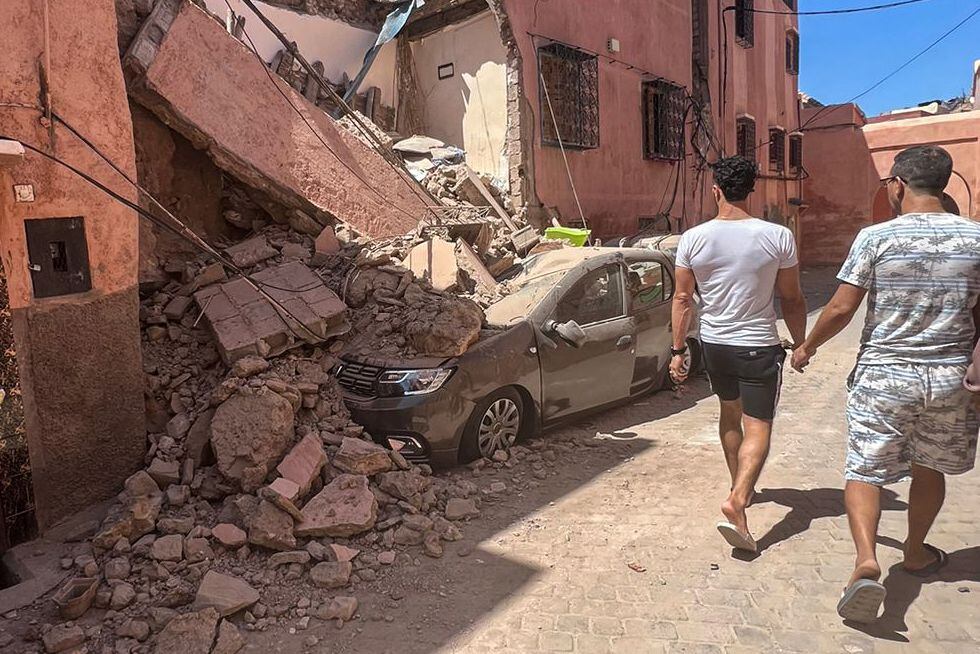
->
xmin=839 ymin=212 xmax=980 ymax=366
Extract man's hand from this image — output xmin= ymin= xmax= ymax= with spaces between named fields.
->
xmin=669 ymin=354 xmax=689 ymax=385
xmin=791 ymin=345 xmax=815 ymax=372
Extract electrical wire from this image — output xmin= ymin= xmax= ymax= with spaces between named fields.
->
xmin=3 ymin=128 xmax=325 ymax=342
xmin=799 ymin=4 xmax=980 ymax=132
xmin=743 ymin=0 xmax=934 ymax=16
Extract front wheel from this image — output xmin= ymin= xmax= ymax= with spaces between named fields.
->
xmin=459 ymin=387 xmax=524 ymax=463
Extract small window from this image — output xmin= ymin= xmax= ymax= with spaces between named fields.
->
xmin=782 ymin=0 xmax=796 ymax=9
xmin=736 ymin=116 xmax=756 ymax=163
xmin=555 ymin=265 xmax=625 ymax=326
xmin=627 ymin=261 xmax=672 ymax=312
xmin=538 ymin=43 xmax=600 ymax=150
xmin=769 ymin=128 xmax=786 ymax=173
xmin=786 ymin=30 xmax=800 ymax=75
xmin=789 ymin=133 xmax=803 ymax=175
xmin=735 ymin=0 xmax=754 ymax=48
xmin=642 ymin=79 xmax=686 ymax=160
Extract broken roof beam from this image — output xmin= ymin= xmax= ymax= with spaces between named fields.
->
xmin=123 ymin=0 xmax=426 ymax=239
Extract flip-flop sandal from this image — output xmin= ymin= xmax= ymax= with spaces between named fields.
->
xmin=716 ymin=522 xmax=758 ymax=553
xmin=837 ymin=579 xmax=887 ymax=623
xmin=905 ymin=544 xmax=949 ymax=577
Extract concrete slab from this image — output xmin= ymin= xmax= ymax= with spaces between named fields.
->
xmin=0 ymin=539 xmax=70 ymax=615
xmin=123 ymin=0 xmax=426 ymax=239
xmin=193 ymin=262 xmax=349 ymax=363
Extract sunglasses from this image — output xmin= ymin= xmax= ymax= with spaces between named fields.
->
xmin=880 ymin=175 xmax=906 ymax=187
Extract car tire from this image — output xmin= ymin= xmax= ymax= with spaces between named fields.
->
xmin=459 ymin=387 xmax=524 ymax=463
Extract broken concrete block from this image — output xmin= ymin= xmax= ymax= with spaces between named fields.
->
xmin=401 ymin=238 xmax=460 ymax=292
xmin=147 ymin=458 xmax=180 ymax=489
xmin=210 ymin=388 xmax=295 ymax=492
xmin=332 ymin=437 xmax=392 ymax=476
xmin=269 ymin=550 xmax=311 ymax=567
xmin=212 ymin=523 xmax=247 ymax=549
xmin=152 ymin=607 xmax=219 ymax=654
xmin=124 ymin=0 xmax=423 ymax=238
xmin=455 ymin=239 xmax=497 ymax=291
xmin=275 ymin=433 xmax=327 ymax=497
xmin=295 ymin=474 xmax=377 ymax=538
xmin=42 ymin=623 xmax=85 ymax=653
xmin=259 ymin=482 xmax=304 ymax=521
xmin=184 ymin=409 xmax=215 ymax=466
xmin=163 ymin=295 xmax=193 ymax=321
xmin=314 ymin=226 xmax=340 ymax=255
xmin=193 ymin=262 xmax=349 ymax=365
xmin=192 ymin=571 xmax=259 ymax=617
xmin=231 ymin=355 xmax=269 ymax=378
xmin=314 ymin=596 xmax=358 ymax=622
xmin=223 ymin=236 xmax=277 ymax=268
xmin=151 ymin=534 xmax=183 ymax=561
xmin=248 ymin=500 xmax=296 ymax=551
xmin=267 ymin=477 xmax=300 ymax=503
xmin=212 ymin=620 xmax=245 ymax=654
xmin=445 ymin=497 xmax=480 ymax=521
xmin=309 ymin=561 xmax=352 ymax=589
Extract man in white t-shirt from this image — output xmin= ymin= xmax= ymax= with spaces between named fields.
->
xmin=670 ymin=156 xmax=807 ymax=553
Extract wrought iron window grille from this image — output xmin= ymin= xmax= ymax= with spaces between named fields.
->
xmin=643 ymin=79 xmax=686 ymax=161
xmin=538 ymin=42 xmax=600 ymax=150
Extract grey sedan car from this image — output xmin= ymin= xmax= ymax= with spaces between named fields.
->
xmin=335 ymin=247 xmax=701 ymax=466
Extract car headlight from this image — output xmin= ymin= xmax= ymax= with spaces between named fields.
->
xmin=377 ymin=368 xmax=455 ymax=397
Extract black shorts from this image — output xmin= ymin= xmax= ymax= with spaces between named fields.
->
xmin=702 ymin=342 xmax=786 ymax=421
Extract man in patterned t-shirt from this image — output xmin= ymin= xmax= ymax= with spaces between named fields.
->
xmin=792 ymin=146 xmax=980 ymax=623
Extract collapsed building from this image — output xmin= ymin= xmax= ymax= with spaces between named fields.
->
xmin=1 ymin=0 xmax=803 ymax=651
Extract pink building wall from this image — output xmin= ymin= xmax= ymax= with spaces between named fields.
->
xmin=502 ymin=0 xmax=800 ymax=238
xmin=0 ymin=0 xmax=146 ymax=529
xmin=801 ymin=103 xmax=980 ymax=265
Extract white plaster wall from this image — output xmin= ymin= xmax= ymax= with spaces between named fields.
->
xmin=410 ymin=12 xmax=508 ymax=180
xmin=203 ymin=0 xmax=396 ymax=104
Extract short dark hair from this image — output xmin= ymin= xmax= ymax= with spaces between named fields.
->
xmin=890 ymin=145 xmax=953 ymax=194
xmin=711 ymin=156 xmax=757 ymax=201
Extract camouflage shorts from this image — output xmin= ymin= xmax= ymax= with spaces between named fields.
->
xmin=845 ymin=363 xmax=979 ymax=486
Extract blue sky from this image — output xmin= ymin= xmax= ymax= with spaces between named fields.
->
xmin=800 ymin=0 xmax=979 ymax=116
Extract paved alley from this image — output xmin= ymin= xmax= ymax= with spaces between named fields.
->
xmin=246 ymin=268 xmax=980 ymax=654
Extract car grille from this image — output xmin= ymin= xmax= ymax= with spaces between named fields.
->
xmin=336 ymin=360 xmax=382 ymax=398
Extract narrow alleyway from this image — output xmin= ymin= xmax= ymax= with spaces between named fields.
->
xmin=246 ymin=268 xmax=980 ymax=654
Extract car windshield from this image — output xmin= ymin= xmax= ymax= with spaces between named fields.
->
xmin=484 ymin=270 xmax=567 ymax=327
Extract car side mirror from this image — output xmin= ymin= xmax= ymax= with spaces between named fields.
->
xmin=545 ymin=319 xmax=588 ymax=348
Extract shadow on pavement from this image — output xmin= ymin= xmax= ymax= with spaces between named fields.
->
xmin=248 ymin=381 xmax=713 ymax=653
xmin=750 ymin=487 xmax=908 ymax=555
xmin=848 ymin=546 xmax=980 ymax=642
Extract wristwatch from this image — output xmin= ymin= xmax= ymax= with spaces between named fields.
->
xmin=670 ymin=345 xmax=688 ymax=357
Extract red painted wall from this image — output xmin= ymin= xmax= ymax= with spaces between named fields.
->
xmin=801 ymin=103 xmax=980 ymax=266
xmin=503 ymin=0 xmax=800 ymax=238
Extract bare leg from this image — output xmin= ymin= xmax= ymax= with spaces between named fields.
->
xmin=903 ymin=464 xmax=945 ymax=570
xmin=719 ymin=399 xmax=744 ymax=485
xmin=721 ymin=415 xmax=772 ymax=537
xmin=845 ymin=480 xmax=882 ymax=586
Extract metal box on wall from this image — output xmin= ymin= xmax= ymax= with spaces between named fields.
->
xmin=24 ymin=217 xmax=92 ymax=299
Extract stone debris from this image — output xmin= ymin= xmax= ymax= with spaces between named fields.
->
xmin=248 ymin=500 xmax=297 ymax=551
xmin=192 ymin=571 xmax=260 ymax=617
xmin=210 ymin=388 xmax=295 ymax=493
xmin=152 ymin=607 xmax=220 ymax=654
xmin=314 ymin=596 xmax=358 ymax=622
xmin=295 ymin=474 xmax=377 ymax=538
xmin=42 ymin=624 xmax=85 ymax=653
xmin=212 ymin=523 xmax=247 ymax=549
xmin=309 ymin=561 xmax=352 ymax=589
xmin=332 ymin=437 xmax=392 ymax=476
xmin=212 ymin=620 xmax=245 ymax=654
xmin=275 ymin=433 xmax=327 ymax=496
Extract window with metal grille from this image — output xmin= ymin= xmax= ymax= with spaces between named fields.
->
xmin=736 ymin=117 xmax=756 ymax=162
xmin=538 ymin=43 xmax=600 ymax=150
xmin=789 ymin=133 xmax=803 ymax=175
xmin=769 ymin=128 xmax=786 ymax=173
xmin=735 ymin=0 xmax=754 ymax=48
xmin=642 ymin=79 xmax=685 ymax=160
xmin=786 ymin=30 xmax=800 ymax=75
xmin=692 ymin=0 xmax=710 ymax=104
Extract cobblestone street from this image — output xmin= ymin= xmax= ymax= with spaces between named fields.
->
xmin=247 ymin=268 xmax=980 ymax=654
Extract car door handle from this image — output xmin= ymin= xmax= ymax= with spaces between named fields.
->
xmin=616 ymin=335 xmax=633 ymax=349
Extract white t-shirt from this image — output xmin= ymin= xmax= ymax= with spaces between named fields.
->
xmin=675 ymin=218 xmax=798 ymax=347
